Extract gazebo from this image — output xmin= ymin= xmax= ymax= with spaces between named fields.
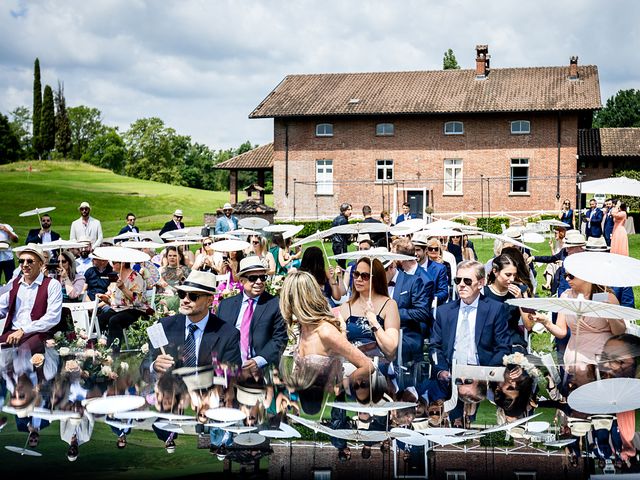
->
xmin=215 ymin=142 xmax=273 ymax=204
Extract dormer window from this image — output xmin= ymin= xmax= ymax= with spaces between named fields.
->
xmin=376 ymin=123 xmax=395 ymax=136
xmin=315 ymin=123 xmax=333 ymax=137
xmin=511 ymin=120 xmax=531 ymax=135
xmin=444 ymin=121 xmax=464 ymax=135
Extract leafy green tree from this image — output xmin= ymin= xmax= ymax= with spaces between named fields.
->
xmin=40 ymin=85 xmax=56 ymax=155
xmin=593 ymin=89 xmax=640 ymax=128
xmin=9 ymin=106 xmax=31 ymax=154
xmin=54 ymin=82 xmax=72 ymax=157
xmin=33 ymin=58 xmax=42 ymax=156
xmin=613 ymin=170 xmax=640 ymax=211
xmin=81 ymin=127 xmax=127 ymax=173
xmin=443 ymin=49 xmax=460 ymax=70
xmin=68 ymin=105 xmax=107 ymax=159
xmin=0 ymin=112 xmax=22 ymax=162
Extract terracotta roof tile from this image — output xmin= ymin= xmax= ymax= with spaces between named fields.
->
xmin=579 ymin=128 xmax=640 ymax=157
xmin=215 ymin=142 xmax=273 ymax=170
xmin=250 ymin=66 xmax=601 ymax=118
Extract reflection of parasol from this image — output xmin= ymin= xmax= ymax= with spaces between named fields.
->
xmin=85 ymin=395 xmax=146 ymax=415
xmin=92 ymin=246 xmax=150 ymax=263
xmin=5 ymin=445 xmax=43 ymax=457
xmin=211 ymin=239 xmax=250 ymax=252
xmin=31 ymin=408 xmax=81 ymax=422
xmin=329 ymin=429 xmax=389 ymax=443
xmin=526 ymin=421 xmax=550 ymax=433
xmin=113 ymin=410 xmax=159 ymax=420
xmin=153 ymin=422 xmax=184 ymax=434
xmin=545 ymin=438 xmax=577 ymax=448
xmin=564 ymin=252 xmax=640 ymax=288
xmin=105 ymin=419 xmax=138 ymax=430
xmin=568 ymin=378 xmax=640 ymax=414
xmin=223 ymin=425 xmax=257 ymax=434
xmin=422 ymin=435 xmax=474 ymax=446
xmin=278 ymin=422 xmax=302 ymax=439
xmin=155 ymin=413 xmax=195 ymax=422
xmin=234 ymin=432 xmax=266 ymax=446
xmin=418 ymin=427 xmax=468 ymax=436
xmin=239 ymin=217 xmax=270 ymax=230
xmin=205 ymin=407 xmax=246 ymax=422
xmin=480 ymin=413 xmax=541 ymax=434
xmin=260 ymin=429 xmax=294 ymax=439
xmin=327 ymin=401 xmax=416 ymax=415
xmin=390 ymin=428 xmax=429 ymax=446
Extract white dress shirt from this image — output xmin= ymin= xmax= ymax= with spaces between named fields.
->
xmin=453 ymin=295 xmax=480 ymax=366
xmin=0 ymin=273 xmax=62 ymax=334
xmin=387 ymin=270 xmax=399 ymax=298
xmin=69 ymin=216 xmax=103 ymax=248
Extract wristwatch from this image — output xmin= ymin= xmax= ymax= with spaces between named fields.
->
xmin=370 ymin=325 xmax=379 ymax=333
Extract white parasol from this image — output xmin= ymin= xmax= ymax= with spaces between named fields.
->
xmin=424 ymin=219 xmax=481 ymax=231
xmin=234 ymin=433 xmax=266 ymax=446
xmin=478 ymin=231 xmax=537 ymax=251
xmin=105 ymin=419 xmax=139 ymax=430
xmin=390 ymin=428 xmax=429 ymax=446
xmin=223 ymin=425 xmax=258 ymax=434
xmin=119 ymin=241 xmax=164 ymax=250
xmin=5 ymin=445 xmax=43 ymax=457
xmin=228 ymin=228 xmax=260 ymax=237
xmin=92 ymin=246 xmax=150 ymax=263
xmin=282 ymin=224 xmax=305 ymax=240
xmin=211 ymin=239 xmax=251 ymax=252
xmin=19 ymin=206 xmax=56 ymax=217
xmin=331 ymin=223 xmax=392 ymax=235
xmin=568 ymin=378 xmax=640 ymax=414
xmin=164 ymin=239 xmax=202 ymax=246
xmin=328 ymin=249 xmax=415 ymax=263
xmin=153 ymin=422 xmax=184 ymax=434
xmin=417 ymin=427 xmax=469 ymax=436
xmin=526 ymin=421 xmax=550 ymax=433
xmin=564 ymin=252 xmax=640 ymax=288
xmin=539 ymin=219 xmax=571 ymax=229
xmin=507 ymin=297 xmax=640 ymax=322
xmin=287 ymin=414 xmax=326 ymax=434
xmin=155 ymin=413 xmax=196 ymax=422
xmin=580 ymin=176 xmax=640 ymax=197
xmin=263 ymin=224 xmax=297 ymax=233
xmin=480 ymin=413 xmax=541 ymax=434
xmin=85 ymin=395 xmax=146 ymax=415
xmin=37 ymin=239 xmax=87 ymax=250
xmin=290 ymin=229 xmax=331 ymax=249
xmin=390 ymin=223 xmax=422 ymax=236
xmin=422 ymin=435 xmax=474 ymax=446
xmin=522 ymin=232 xmax=546 ymax=244
xmin=326 ymin=401 xmax=416 ymax=415
xmin=212 ymin=233 xmax=240 ymax=240
xmin=205 ymin=407 xmax=246 ymax=422
xmin=113 ymin=231 xmax=143 ymax=241
xmin=260 ymin=429 xmax=294 ymax=439
xmin=113 ymin=410 xmax=159 ymax=420
xmin=277 ymin=422 xmax=302 ymax=439
xmin=239 ymin=217 xmax=270 ymax=230
xmin=417 ymin=227 xmax=467 ymax=238
xmin=31 ymin=408 xmax=81 ymax=422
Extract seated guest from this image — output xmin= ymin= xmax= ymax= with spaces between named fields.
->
xmin=0 ymin=246 xmax=62 ymax=353
xmin=158 ymin=246 xmax=191 ymax=296
xmin=192 ymin=237 xmax=218 ymax=273
xmin=269 ymin=233 xmax=291 ymax=275
xmin=299 ymin=246 xmax=345 ymax=306
xmin=97 ymin=261 xmax=149 ymax=349
xmin=57 ymin=251 xmax=85 ymax=303
xmin=116 ymin=212 xmax=139 ymax=242
xmin=215 ymin=249 xmax=243 ymax=284
xmin=75 ymin=239 xmax=94 ymax=277
xmin=246 ymin=235 xmax=276 ymax=276
xmin=414 ymin=234 xmax=449 ymax=305
xmin=83 ymin=253 xmax=114 ymax=301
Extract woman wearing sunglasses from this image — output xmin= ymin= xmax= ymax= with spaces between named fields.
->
xmin=530 ymin=272 xmax=624 ymax=388
xmin=192 ymin=237 xmax=218 ymax=273
xmin=339 ymin=257 xmax=399 ymax=363
xmin=559 ymin=198 xmax=574 ymax=229
xmin=247 ymin=235 xmax=276 ymax=276
xmin=57 ymin=250 xmax=85 ymax=303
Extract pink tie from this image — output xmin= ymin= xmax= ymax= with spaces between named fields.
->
xmin=240 ymin=298 xmax=254 ymax=363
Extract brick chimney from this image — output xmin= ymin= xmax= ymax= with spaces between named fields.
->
xmin=475 ymin=45 xmax=490 ymax=78
xmin=569 ymin=56 xmax=579 ymax=79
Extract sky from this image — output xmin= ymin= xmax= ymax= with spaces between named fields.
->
xmin=0 ymin=0 xmax=638 ymax=150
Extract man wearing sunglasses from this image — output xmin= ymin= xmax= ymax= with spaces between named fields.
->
xmin=412 ymin=232 xmax=449 ymax=305
xmin=0 ymin=246 xmax=62 ymax=354
xmin=217 ymin=257 xmax=287 ymax=380
xmin=214 ymin=203 xmax=239 ymax=235
xmin=159 ymin=209 xmax=186 ymax=240
xmin=69 ymin=201 xmax=103 ymax=249
xmin=115 ymin=212 xmax=140 ymax=243
xmin=152 ymin=270 xmax=241 ymax=374
xmin=428 ymin=260 xmax=510 ymax=404
xmin=25 ymin=214 xmax=60 ymax=245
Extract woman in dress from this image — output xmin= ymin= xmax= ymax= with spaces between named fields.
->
xmin=610 ymin=201 xmax=629 ymax=256
xmin=158 ymin=246 xmax=191 ymax=295
xmin=192 ymin=237 xmax=218 ymax=273
xmin=247 ymin=235 xmax=276 ymax=276
xmin=57 ymin=250 xmax=85 ymax=302
xmin=299 ymin=246 xmax=345 ymax=305
xmin=339 ymin=257 xmax=399 ymax=363
xmin=559 ymin=198 xmax=574 ymax=229
xmin=269 ymin=233 xmax=291 ymax=276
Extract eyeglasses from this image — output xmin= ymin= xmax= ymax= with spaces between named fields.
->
xmin=427 ymin=247 xmax=439 ymax=252
xmin=565 ymin=273 xmax=575 ymax=281
xmin=252 ymin=240 xmax=260 ymax=245
xmin=454 ymin=378 xmax=474 ymax=385
xmin=203 ymin=242 xmax=212 ymax=246
xmin=352 ymin=380 xmax=370 ymax=390
xmin=18 ymin=258 xmax=35 ymax=265
xmin=246 ymin=274 xmax=268 ymax=283
xmin=177 ymin=290 xmax=206 ymax=302
xmin=79 ymin=208 xmax=90 ymax=212
xmin=352 ymin=271 xmax=371 ymax=281
xmin=453 ymin=277 xmax=474 ymax=286
xmin=174 ymin=215 xmax=183 ymax=219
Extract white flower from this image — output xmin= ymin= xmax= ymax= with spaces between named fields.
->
xmin=59 ymin=347 xmax=71 ymax=356
xmin=76 ymin=338 xmax=87 ymax=348
xmin=83 ymin=349 xmax=96 ymax=359
xmin=141 ymin=343 xmax=149 ymax=354
xmin=119 ymin=362 xmax=129 ymax=373
xmin=100 ymin=365 xmax=113 ymax=376
xmin=45 ymin=339 xmax=56 ymax=348
xmin=54 ymin=331 xmax=63 ymax=340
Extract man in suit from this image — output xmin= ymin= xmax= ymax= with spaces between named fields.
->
xmin=115 ymin=212 xmax=139 ymax=243
xmin=217 ymin=257 xmax=287 ymax=380
xmin=602 ymin=198 xmax=615 ymax=246
xmin=214 ymin=203 xmax=239 ymax=235
xmin=384 ymin=243 xmax=431 ymax=364
xmin=25 ymin=214 xmax=60 ymax=245
xmin=395 ymin=202 xmax=412 ymax=224
xmin=159 ymin=209 xmax=185 ymax=240
xmin=152 ymin=270 xmax=241 ymax=374
xmin=428 ymin=260 xmax=511 ymax=401
xmin=331 ymin=203 xmax=352 ymax=269
xmin=413 ymin=233 xmax=449 ymax=305
xmin=583 ymin=198 xmax=603 ymax=239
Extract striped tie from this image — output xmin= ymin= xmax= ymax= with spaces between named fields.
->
xmin=183 ymin=323 xmax=199 ymax=367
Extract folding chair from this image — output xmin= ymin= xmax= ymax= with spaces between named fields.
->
xmin=62 ymin=297 xmax=101 ymax=339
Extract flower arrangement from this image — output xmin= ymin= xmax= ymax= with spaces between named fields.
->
xmin=266 ymin=275 xmax=285 ymax=297
xmin=211 ymin=280 xmax=241 ymax=313
xmin=502 ymin=352 xmax=541 ymax=379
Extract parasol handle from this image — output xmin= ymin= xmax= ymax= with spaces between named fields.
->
xmin=318 ymin=230 xmax=329 ymax=264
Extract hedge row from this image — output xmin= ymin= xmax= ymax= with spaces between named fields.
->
xmin=475 ymin=217 xmax=511 ymax=234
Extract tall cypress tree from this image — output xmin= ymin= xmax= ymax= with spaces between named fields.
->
xmin=32 ymin=58 xmax=42 ymax=157
xmin=55 ymin=81 xmax=72 ymax=157
xmin=40 ymin=85 xmax=56 ymax=156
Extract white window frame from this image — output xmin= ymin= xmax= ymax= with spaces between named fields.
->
xmin=510 ymin=158 xmax=530 ymax=193
xmin=315 ymin=123 xmax=333 ymax=137
xmin=444 ymin=121 xmax=464 ymax=135
xmin=511 ymin=120 xmax=531 ymax=135
xmin=444 ymin=158 xmax=463 ymax=194
xmin=376 ymin=123 xmax=395 ymax=136
xmin=376 ymin=159 xmax=394 ymax=183
xmin=313 ymin=470 xmax=332 ymax=480
xmin=316 ymin=159 xmax=333 ymax=195
xmin=446 ymin=472 xmax=467 ymax=480
xmin=514 ymin=473 xmax=536 ymax=480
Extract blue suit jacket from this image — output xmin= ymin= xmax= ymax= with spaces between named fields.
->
xmin=604 ymin=211 xmax=615 ymax=243
xmin=217 ymin=291 xmax=287 ymax=366
xmin=421 ymin=260 xmax=449 ymax=305
xmin=214 ymin=215 xmax=239 ymax=235
xmin=25 ymin=229 xmax=60 ymax=244
xmin=429 ymin=295 xmax=511 ymax=377
xmin=585 ymin=207 xmax=603 ymax=238
xmin=392 ymin=270 xmax=431 ymax=335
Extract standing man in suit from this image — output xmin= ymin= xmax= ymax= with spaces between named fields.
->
xmin=116 ymin=213 xmax=139 ymax=242
xmin=159 ymin=209 xmax=185 ymax=239
xmin=152 ymin=270 xmax=241 ymax=374
xmin=331 ymin=203 xmax=352 ymax=269
xmin=217 ymin=257 xmax=287 ymax=380
xmin=428 ymin=260 xmax=511 ymax=401
xmin=413 ymin=233 xmax=449 ymax=305
xmin=583 ymin=198 xmax=603 ymax=239
xmin=395 ymin=202 xmax=412 ymax=224
xmin=214 ymin=203 xmax=239 ymax=235
xmin=602 ymin=198 xmax=615 ymax=246
xmin=26 ymin=214 xmax=60 ymax=245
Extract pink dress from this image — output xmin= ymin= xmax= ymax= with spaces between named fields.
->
xmin=610 ymin=211 xmax=628 ymax=256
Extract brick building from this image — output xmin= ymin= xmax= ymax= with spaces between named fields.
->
xmin=247 ymin=45 xmax=601 ymax=221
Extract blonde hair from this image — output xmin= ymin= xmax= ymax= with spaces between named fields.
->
xmin=426 ymin=238 xmax=444 ymax=263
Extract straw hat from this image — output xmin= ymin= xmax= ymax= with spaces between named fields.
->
xmin=563 ymin=231 xmax=587 ymax=247
xmin=585 ymin=236 xmax=610 ymax=252
xmin=176 ymin=271 xmax=217 ymax=294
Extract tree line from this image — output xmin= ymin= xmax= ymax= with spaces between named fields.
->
xmin=0 ymin=58 xmax=270 ymax=192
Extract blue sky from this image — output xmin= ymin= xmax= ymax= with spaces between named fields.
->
xmin=0 ymin=0 xmax=637 ymax=150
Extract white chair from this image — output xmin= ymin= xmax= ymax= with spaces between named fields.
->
xmin=215 ymin=272 xmax=230 ymax=287
xmin=62 ymin=297 xmax=100 ymax=338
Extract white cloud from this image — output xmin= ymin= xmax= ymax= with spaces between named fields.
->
xmin=0 ymin=0 xmax=638 ymax=148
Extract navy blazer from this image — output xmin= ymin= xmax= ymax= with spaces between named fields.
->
xmin=25 ymin=228 xmax=60 ymax=245
xmin=584 ymin=207 xmax=603 ymax=238
xmin=603 ymin=211 xmax=615 ymax=243
xmin=429 ymin=295 xmax=511 ymax=377
xmin=159 ymin=220 xmax=185 ymax=238
xmin=154 ymin=313 xmax=241 ymax=367
xmin=392 ymin=270 xmax=431 ymax=334
xmin=422 ymin=260 xmax=449 ymax=305
xmin=217 ymin=291 xmax=287 ymax=366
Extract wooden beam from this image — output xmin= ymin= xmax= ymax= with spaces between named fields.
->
xmin=229 ymin=170 xmax=238 ymax=204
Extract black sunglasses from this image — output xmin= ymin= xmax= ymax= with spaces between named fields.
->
xmin=203 ymin=242 xmax=212 ymax=246
xmin=352 ymin=380 xmax=370 ymax=390
xmin=427 ymin=247 xmax=439 ymax=252
xmin=18 ymin=258 xmax=36 ymax=265
xmin=177 ymin=290 xmax=206 ymax=302
xmin=565 ymin=273 xmax=575 ymax=281
xmin=453 ymin=277 xmax=474 ymax=286
xmin=246 ymin=274 xmax=268 ymax=283
xmin=352 ymin=271 xmax=371 ymax=281
xmin=454 ymin=378 xmax=474 ymax=385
